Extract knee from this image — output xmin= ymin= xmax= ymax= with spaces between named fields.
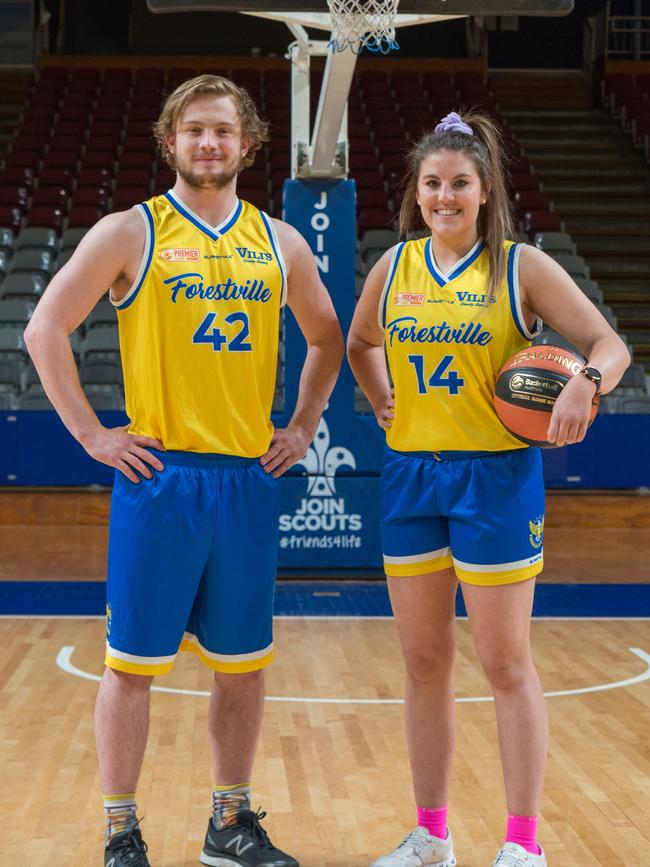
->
xmin=481 ymin=655 xmax=534 ymax=692
xmin=103 ymin=667 xmax=153 ymax=694
xmin=402 ymin=640 xmax=456 ymax=685
xmin=213 ymin=668 xmax=264 ymax=691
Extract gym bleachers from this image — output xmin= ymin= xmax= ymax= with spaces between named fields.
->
xmin=1 ymin=62 xmax=647 ymax=416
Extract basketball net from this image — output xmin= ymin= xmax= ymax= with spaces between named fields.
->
xmin=326 ymin=0 xmax=400 ymax=54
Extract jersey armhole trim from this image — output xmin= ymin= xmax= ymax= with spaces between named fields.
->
xmin=110 ymin=203 xmax=154 ymax=311
xmin=507 ymin=243 xmax=543 ymax=340
xmin=378 ymin=242 xmax=406 ymax=330
xmin=260 ymin=211 xmax=287 ymax=307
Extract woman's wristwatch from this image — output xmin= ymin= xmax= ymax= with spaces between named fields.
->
xmin=579 ymin=365 xmax=602 ymax=393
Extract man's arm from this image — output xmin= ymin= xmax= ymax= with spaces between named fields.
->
xmin=24 ymin=209 xmax=164 ymax=482
xmin=259 ymin=219 xmax=344 ymax=478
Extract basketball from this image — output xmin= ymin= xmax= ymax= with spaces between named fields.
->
xmin=495 ymin=346 xmax=600 ymax=448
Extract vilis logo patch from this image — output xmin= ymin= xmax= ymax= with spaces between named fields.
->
xmin=394 ymin=293 xmax=425 ymax=306
xmin=160 ymin=248 xmax=200 ymax=262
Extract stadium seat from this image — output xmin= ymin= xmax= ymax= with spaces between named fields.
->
xmin=0 ymin=299 xmax=35 ymax=327
xmin=522 ymin=210 xmax=562 ymax=235
xmin=74 ymin=187 xmax=109 ymax=208
xmin=32 ymin=187 xmax=69 ymax=209
xmin=77 ymin=168 xmax=114 ymax=189
xmin=61 ymin=227 xmax=89 ymax=250
xmin=0 ymin=228 xmax=14 ymax=257
xmin=359 ymin=229 xmax=400 ymax=261
xmin=0 ymin=326 xmax=27 ymax=359
xmin=0 ymin=202 xmax=28 ymax=233
xmin=617 ymin=396 xmax=650 ymax=414
xmin=515 ymin=190 xmax=551 ymax=212
xmin=0 ymin=357 xmax=23 ymax=392
xmin=4 ymin=151 xmax=41 ymax=171
xmin=25 ymin=206 xmax=65 ymax=232
xmin=0 ymin=186 xmax=28 ymax=209
xmin=0 ymin=167 xmax=36 ymax=189
xmin=67 ymin=206 xmax=106 ymax=228
xmin=0 ymin=272 xmax=47 ymax=301
xmin=17 ymin=384 xmax=52 ymax=409
xmin=533 ymin=231 xmax=576 ymax=255
xmin=550 ymin=253 xmax=590 ymax=279
xmin=357 ymin=189 xmax=390 ymax=210
xmin=82 ymin=326 xmax=120 ymax=360
xmin=9 ymin=249 xmax=55 ymax=278
xmin=80 ymin=358 xmax=123 ymax=385
xmin=83 ymin=383 xmax=125 ymax=410
xmin=111 ymin=187 xmax=150 ymax=210
xmin=39 ymin=167 xmax=75 ymax=188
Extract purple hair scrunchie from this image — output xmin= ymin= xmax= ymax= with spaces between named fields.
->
xmin=434 ymin=111 xmax=474 ymax=137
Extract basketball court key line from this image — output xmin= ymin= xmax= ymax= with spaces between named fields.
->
xmin=56 ymin=646 xmax=650 ymax=704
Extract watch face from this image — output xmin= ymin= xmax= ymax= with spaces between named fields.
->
xmin=583 ymin=367 xmax=602 ymax=384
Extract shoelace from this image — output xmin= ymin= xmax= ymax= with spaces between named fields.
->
xmin=395 ymin=828 xmax=427 ymax=854
xmin=494 ymin=848 xmax=529 ymax=867
xmin=108 ymin=818 xmax=149 ymax=865
xmin=236 ymin=808 xmax=273 ymax=849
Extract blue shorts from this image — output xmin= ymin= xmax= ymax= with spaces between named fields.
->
xmin=105 ymin=451 xmax=280 ymax=676
xmin=380 ymin=447 xmax=545 ymax=586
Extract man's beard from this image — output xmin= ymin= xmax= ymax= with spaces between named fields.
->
xmin=175 ymin=157 xmax=240 ymax=190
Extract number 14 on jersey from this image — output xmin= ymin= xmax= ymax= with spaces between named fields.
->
xmin=408 ymin=354 xmax=464 ymax=395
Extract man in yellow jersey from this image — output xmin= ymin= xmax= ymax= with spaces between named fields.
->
xmin=25 ymin=75 xmax=343 ymax=867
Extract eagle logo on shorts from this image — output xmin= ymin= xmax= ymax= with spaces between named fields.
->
xmin=529 ymin=516 xmax=544 ymax=549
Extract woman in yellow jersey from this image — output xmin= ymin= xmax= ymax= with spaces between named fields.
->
xmin=348 ymin=111 xmax=630 ymax=867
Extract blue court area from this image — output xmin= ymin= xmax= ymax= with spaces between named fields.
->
xmin=1 ymin=580 xmax=649 ymax=618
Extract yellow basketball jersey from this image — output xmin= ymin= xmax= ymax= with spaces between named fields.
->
xmin=380 ymin=238 xmax=542 ymax=452
xmin=112 ymin=191 xmax=286 ymax=456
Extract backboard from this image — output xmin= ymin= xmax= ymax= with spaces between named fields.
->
xmin=148 ymin=0 xmax=573 ymax=15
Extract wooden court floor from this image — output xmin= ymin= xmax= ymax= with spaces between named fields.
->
xmin=1 ymin=616 xmax=649 ymax=867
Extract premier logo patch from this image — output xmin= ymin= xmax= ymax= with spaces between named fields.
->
xmin=160 ymin=248 xmax=200 ymax=262
xmin=394 ymin=293 xmax=425 ymax=306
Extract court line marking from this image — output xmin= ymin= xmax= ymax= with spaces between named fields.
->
xmin=56 ymin=646 xmax=650 ymax=705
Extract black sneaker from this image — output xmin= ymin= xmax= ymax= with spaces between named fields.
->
xmin=200 ymin=807 xmax=298 ymax=866
xmin=104 ymin=822 xmax=151 ymax=867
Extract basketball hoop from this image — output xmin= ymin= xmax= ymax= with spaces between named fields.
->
xmin=326 ymin=0 xmax=400 ymax=54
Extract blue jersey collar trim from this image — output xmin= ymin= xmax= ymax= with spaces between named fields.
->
xmin=164 ymin=190 xmax=242 ymax=241
xmin=424 ymin=237 xmax=486 ymax=286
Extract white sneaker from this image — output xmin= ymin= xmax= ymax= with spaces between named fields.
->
xmin=492 ymin=842 xmax=547 ymax=866
xmin=370 ymin=826 xmax=457 ymax=867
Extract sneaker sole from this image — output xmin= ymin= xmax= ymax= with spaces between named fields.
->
xmin=200 ymin=853 xmax=243 ymax=867
xmin=200 ymin=852 xmax=299 ymax=867
xmin=370 ymin=856 xmax=457 ymax=867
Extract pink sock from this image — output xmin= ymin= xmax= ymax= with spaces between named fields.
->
xmin=417 ymin=805 xmax=448 ymax=840
xmin=506 ymin=814 xmax=541 ymax=855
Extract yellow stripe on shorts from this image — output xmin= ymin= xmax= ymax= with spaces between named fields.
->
xmin=453 ymin=554 xmax=544 ymax=586
xmin=179 ymin=635 xmax=275 ymax=673
xmin=383 ymin=546 xmax=453 ymax=577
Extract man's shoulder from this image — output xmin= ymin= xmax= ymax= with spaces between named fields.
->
xmin=269 ymin=217 xmax=305 ymax=254
xmin=68 ymin=207 xmax=148 ymax=277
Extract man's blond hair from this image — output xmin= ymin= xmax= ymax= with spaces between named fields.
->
xmin=153 ymin=74 xmax=269 ymax=170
